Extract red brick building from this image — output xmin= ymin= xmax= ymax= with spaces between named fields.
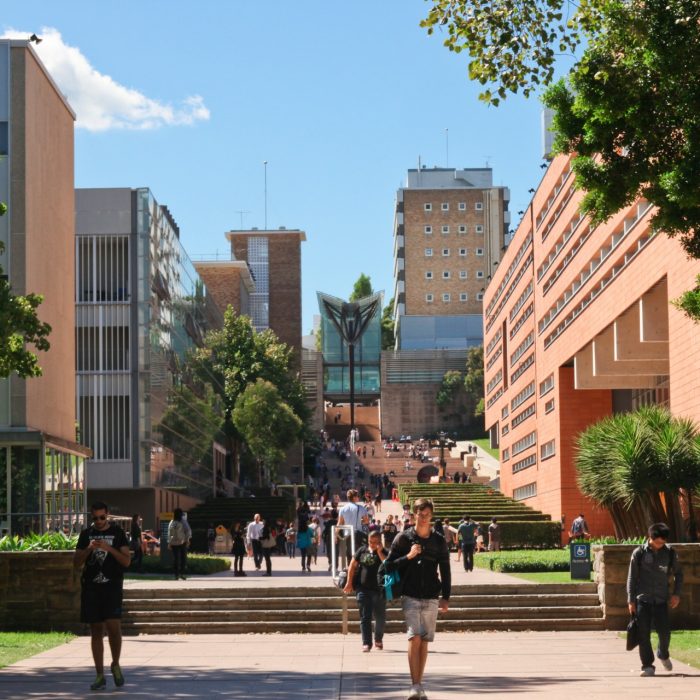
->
xmin=483 ymin=154 xmax=700 ymax=536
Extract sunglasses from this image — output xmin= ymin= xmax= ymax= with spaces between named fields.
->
xmin=93 ymin=515 xmax=108 ymax=521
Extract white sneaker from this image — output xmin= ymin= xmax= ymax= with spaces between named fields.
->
xmin=659 ymin=657 xmax=673 ymax=672
xmin=407 ymin=685 xmax=422 ymax=700
xmin=419 ymin=688 xmax=428 ymax=700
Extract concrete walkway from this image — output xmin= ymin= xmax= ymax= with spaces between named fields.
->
xmin=3 ymin=630 xmax=698 ymax=699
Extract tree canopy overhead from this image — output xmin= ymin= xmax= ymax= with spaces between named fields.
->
xmin=349 ymin=273 xmax=374 ymax=302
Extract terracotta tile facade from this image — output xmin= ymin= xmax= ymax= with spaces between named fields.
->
xmin=484 ymin=154 xmax=700 ymax=536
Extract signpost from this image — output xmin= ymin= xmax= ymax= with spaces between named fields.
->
xmin=570 ymin=542 xmax=591 ymax=580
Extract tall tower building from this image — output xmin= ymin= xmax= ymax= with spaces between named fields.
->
xmin=393 ymin=167 xmax=510 ymax=349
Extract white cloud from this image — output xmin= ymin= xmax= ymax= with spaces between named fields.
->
xmin=1 ymin=27 xmax=210 ymax=131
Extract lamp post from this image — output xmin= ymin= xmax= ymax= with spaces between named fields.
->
xmin=438 ymin=431 xmax=447 ymax=481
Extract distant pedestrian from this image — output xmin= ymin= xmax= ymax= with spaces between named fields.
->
xmin=168 ymin=508 xmax=189 ymax=580
xmin=260 ymin=519 xmax=276 ymax=576
xmin=297 ymin=521 xmax=313 ymax=572
xmin=628 ymin=522 xmax=683 ymax=676
xmin=129 ymin=514 xmax=143 ymax=572
xmin=488 ymin=518 xmax=501 ymax=552
xmin=247 ymin=513 xmax=264 ymax=570
xmin=74 ymin=501 xmax=130 ymax=691
xmin=231 ymin=522 xmax=246 ymax=576
xmin=337 ymin=489 xmax=369 ymax=560
xmin=457 ymin=515 xmax=478 ymax=572
xmin=343 ymin=530 xmax=388 ymax=652
xmin=569 ymin=513 xmax=590 ymax=543
xmin=285 ymin=521 xmax=297 ymax=558
xmin=207 ymin=523 xmax=216 ymax=556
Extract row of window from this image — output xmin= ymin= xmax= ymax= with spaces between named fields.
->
xmin=425 ymin=270 xmax=485 ymax=280
xmin=425 ymin=248 xmax=484 ymax=257
xmin=513 ymin=482 xmax=537 ymax=501
xmin=512 ymin=431 xmax=537 ymax=457
xmin=425 ymin=292 xmax=484 ymax=303
xmin=512 ymin=454 xmax=537 ymax=474
xmin=424 ymin=202 xmax=483 ymax=212
xmin=423 ymin=225 xmax=484 ymax=235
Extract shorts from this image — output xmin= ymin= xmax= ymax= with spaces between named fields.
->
xmin=80 ymin=585 xmax=123 ymax=623
xmin=402 ymin=596 xmax=439 ymax=642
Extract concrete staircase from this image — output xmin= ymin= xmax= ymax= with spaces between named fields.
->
xmin=122 ymin=582 xmax=605 ymax=634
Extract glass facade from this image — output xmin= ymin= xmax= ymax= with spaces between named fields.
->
xmin=247 ymin=236 xmax=270 ymax=331
xmin=318 ymin=292 xmax=382 ymax=396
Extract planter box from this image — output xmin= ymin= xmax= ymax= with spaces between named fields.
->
xmin=592 ymin=543 xmax=700 ymax=630
xmin=0 ymin=551 xmax=84 ymax=633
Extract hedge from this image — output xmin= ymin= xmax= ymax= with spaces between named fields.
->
xmin=137 ymin=554 xmax=231 ymax=575
xmin=474 ymin=549 xmax=570 ymax=573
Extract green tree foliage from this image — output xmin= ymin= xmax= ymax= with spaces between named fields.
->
xmin=575 ymin=406 xmax=700 ymax=541
xmin=381 ymin=297 xmax=395 ymax=350
xmin=0 ymin=203 xmax=52 ymax=377
xmin=349 ymin=273 xmax=373 ymax=302
xmin=672 ymin=275 xmax=700 ymax=322
xmin=543 ymin=0 xmax=700 ymax=260
xmin=436 ymin=370 xmax=464 ymax=410
xmin=464 ymin=345 xmax=484 ymax=413
xmin=232 ymin=378 xmax=303 ymax=481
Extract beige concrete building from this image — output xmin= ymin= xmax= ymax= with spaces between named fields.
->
xmin=0 ymin=41 xmax=90 ymax=535
xmin=393 ymin=167 xmax=510 ymax=349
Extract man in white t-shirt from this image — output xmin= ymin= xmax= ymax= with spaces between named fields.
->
xmin=338 ymin=489 xmax=369 ymax=559
xmin=246 ymin=514 xmax=264 ymax=570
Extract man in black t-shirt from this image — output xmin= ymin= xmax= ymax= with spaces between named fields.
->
xmin=343 ymin=530 xmax=388 ymax=652
xmin=382 ymin=514 xmax=398 ymax=548
xmin=74 ymin=501 xmax=130 ymax=691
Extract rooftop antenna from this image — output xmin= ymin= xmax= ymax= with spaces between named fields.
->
xmin=484 ymin=155 xmax=492 ymax=168
xmin=235 ymin=210 xmax=250 ymax=230
xmin=445 ymin=128 xmax=449 ymax=167
xmin=263 ymin=160 xmax=268 ymax=230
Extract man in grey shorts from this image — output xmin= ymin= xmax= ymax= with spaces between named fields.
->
xmin=385 ymin=497 xmax=451 ymax=700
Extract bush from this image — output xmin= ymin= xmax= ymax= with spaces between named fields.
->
xmin=475 ymin=549 xmax=570 ymax=573
xmin=138 ymin=554 xmax=230 ymax=575
xmin=0 ymin=533 xmax=78 ymax=551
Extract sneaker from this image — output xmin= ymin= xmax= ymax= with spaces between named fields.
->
xmin=407 ymin=684 xmax=422 ymax=700
xmin=659 ymin=657 xmax=673 ymax=672
xmin=640 ymin=666 xmax=655 ymax=676
xmin=419 ymin=689 xmax=428 ymax=700
xmin=110 ymin=663 xmax=125 ymax=687
xmin=90 ymin=675 xmax=107 ymax=691
xmin=362 ymin=645 xmax=371 ymax=652
xmin=374 ymin=640 xmax=383 ymax=650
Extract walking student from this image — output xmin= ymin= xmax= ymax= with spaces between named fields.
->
xmin=74 ymin=501 xmax=131 ymax=691
xmin=343 ymin=530 xmax=388 ymax=652
xmin=231 ymin=522 xmax=246 ymax=576
xmin=457 ymin=514 xmax=478 ymax=572
xmin=627 ymin=522 xmax=683 ymax=676
xmin=337 ymin=489 xmax=369 ymax=562
xmin=168 ymin=508 xmax=189 ymax=580
xmin=246 ymin=513 xmax=264 ymax=570
xmin=385 ymin=497 xmax=451 ymax=700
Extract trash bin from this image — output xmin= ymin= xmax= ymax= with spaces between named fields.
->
xmin=569 ymin=542 xmax=591 ymax=580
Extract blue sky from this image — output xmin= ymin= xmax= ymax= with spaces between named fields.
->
xmin=4 ymin=1 xmax=550 ymax=333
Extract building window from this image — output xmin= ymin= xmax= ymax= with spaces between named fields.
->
xmin=476 ymin=248 xmax=484 ymax=256
xmin=442 ymin=293 xmax=451 ymax=302
xmin=441 ymin=202 xmax=449 ymax=211
xmin=475 ymin=202 xmax=484 ymax=211
xmin=442 ymin=270 xmax=451 ymax=279
xmin=514 ymin=482 xmax=537 ymax=500
xmin=476 ymin=270 xmax=484 ymax=279
xmin=459 ymin=270 xmax=467 ymax=279
xmin=458 ymin=225 xmax=467 ymax=234
xmin=512 ymin=453 xmax=537 ymax=473
xmin=442 ymin=248 xmax=450 ymax=256
xmin=459 ymin=293 xmax=468 ymax=302
xmin=539 ymin=374 xmax=554 ymax=397
xmin=459 ymin=248 xmax=467 ymax=256
xmin=501 ymin=406 xmax=509 ymax=419
xmin=425 ymin=248 xmax=433 ymax=257
xmin=502 ymin=447 xmax=510 ymax=460
xmin=424 ymin=225 xmax=432 ymax=234
xmin=425 ymin=271 xmax=433 ymax=280
xmin=475 ymin=225 xmax=484 ymax=234
xmin=424 ymin=203 xmax=432 ymax=211
xmin=442 ymin=225 xmax=450 ymax=234
xmin=426 ymin=293 xmax=434 ymax=303
xmin=476 ymin=292 xmax=484 ymax=301
xmin=541 ymin=440 xmax=556 ymax=460
xmin=458 ymin=202 xmax=466 ymax=211
xmin=544 ymin=398 xmax=555 ymax=414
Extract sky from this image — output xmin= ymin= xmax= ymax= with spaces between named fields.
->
xmin=3 ymin=1 xmax=551 ymax=334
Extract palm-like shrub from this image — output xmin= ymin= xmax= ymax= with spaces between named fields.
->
xmin=575 ymin=407 xmax=700 ymax=540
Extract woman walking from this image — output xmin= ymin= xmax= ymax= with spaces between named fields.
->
xmin=297 ymin=521 xmax=312 ymax=572
xmin=260 ymin=519 xmax=276 ymax=576
xmin=231 ymin=522 xmax=246 ymax=576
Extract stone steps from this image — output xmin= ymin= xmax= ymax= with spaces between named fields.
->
xmin=122 ymin=582 xmax=604 ymax=634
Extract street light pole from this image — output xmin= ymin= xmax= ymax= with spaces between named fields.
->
xmin=439 ymin=431 xmax=447 ymax=480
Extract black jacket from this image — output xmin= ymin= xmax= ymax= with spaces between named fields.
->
xmin=627 ymin=542 xmax=683 ymax=604
xmin=385 ymin=527 xmax=451 ymax=601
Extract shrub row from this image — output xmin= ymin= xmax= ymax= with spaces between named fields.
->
xmin=474 ymin=549 xmax=570 ymax=573
xmin=0 ymin=533 xmax=78 ymax=551
xmin=137 ymin=554 xmax=231 ymax=575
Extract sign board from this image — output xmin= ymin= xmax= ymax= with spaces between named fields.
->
xmin=569 ymin=542 xmax=591 ymax=580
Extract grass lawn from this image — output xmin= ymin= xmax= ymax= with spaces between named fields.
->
xmin=471 ymin=438 xmax=500 ymax=460
xmin=0 ymin=632 xmax=75 ymax=669
xmin=507 ymin=571 xmax=591 ymax=583
xmin=619 ymin=631 xmax=700 ymax=670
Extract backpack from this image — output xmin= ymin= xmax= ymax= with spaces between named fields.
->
xmin=168 ymin=520 xmax=186 ymax=546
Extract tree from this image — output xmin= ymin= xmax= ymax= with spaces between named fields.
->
xmin=232 ymin=379 xmax=303 ymax=483
xmin=0 ymin=201 xmax=52 ymax=378
xmin=436 ymin=370 xmax=464 ymax=411
xmin=381 ymin=297 xmax=395 ymax=350
xmin=349 ymin=273 xmax=373 ymax=302
xmin=464 ymin=345 xmax=484 ymax=415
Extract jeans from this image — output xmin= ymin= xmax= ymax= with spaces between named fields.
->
xmin=300 ymin=547 xmax=309 ymax=569
xmin=637 ymin=601 xmax=671 ymax=668
xmin=233 ymin=554 xmax=244 ymax=573
xmin=171 ymin=544 xmax=186 ymax=577
xmin=262 ymin=547 xmax=272 ymax=575
xmin=252 ymin=539 xmax=263 ymax=569
xmin=462 ymin=542 xmax=475 ymax=571
xmin=286 ymin=542 xmax=295 ymax=558
xmin=357 ymin=590 xmax=386 ymax=647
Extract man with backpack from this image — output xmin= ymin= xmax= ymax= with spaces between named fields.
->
xmin=457 ymin=514 xmax=478 ymax=572
xmin=568 ymin=513 xmax=590 ymax=543
xmin=627 ymin=522 xmax=683 ymax=676
xmin=385 ymin=497 xmax=451 ymax=700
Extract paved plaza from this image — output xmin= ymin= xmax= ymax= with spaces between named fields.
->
xmin=2 ymin=629 xmax=699 ymax=699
